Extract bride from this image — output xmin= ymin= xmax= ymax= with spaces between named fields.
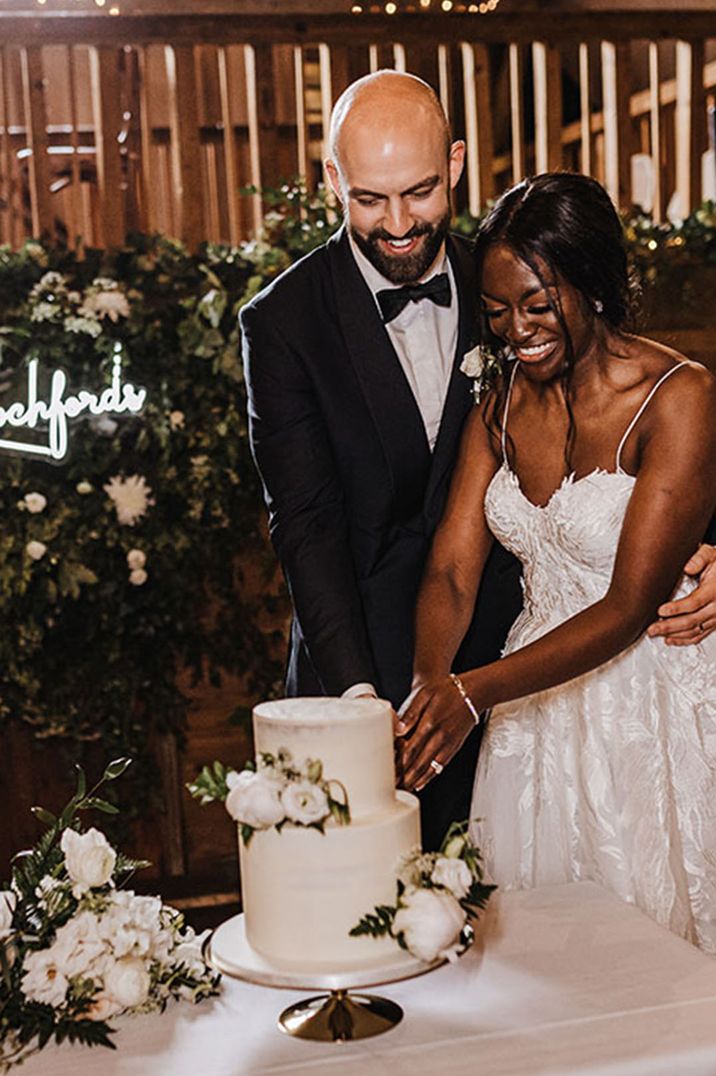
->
xmin=397 ymin=172 xmax=716 ymax=951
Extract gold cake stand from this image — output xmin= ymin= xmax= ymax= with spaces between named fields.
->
xmin=203 ymin=913 xmax=444 ymax=1042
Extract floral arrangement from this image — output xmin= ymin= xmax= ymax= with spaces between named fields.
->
xmin=459 ymin=343 xmax=505 ymax=404
xmin=188 ymin=751 xmax=351 ymax=845
xmin=0 ymin=759 xmax=219 ymax=1071
xmin=350 ymin=822 xmax=495 ymax=964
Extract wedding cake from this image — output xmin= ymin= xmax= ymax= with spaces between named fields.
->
xmin=238 ymin=696 xmax=420 ymax=971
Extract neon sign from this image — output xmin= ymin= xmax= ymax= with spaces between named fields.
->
xmin=0 ymin=348 xmax=146 ymax=462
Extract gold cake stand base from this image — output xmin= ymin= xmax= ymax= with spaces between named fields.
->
xmin=278 ymin=988 xmax=403 ymax=1041
xmin=204 ymin=913 xmax=443 ymax=1043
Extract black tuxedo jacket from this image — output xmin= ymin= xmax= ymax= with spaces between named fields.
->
xmin=240 ymin=228 xmax=522 ymax=714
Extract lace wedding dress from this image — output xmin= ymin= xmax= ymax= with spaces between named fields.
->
xmin=471 ymin=362 xmax=716 ymax=952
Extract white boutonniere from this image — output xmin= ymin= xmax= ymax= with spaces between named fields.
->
xmin=459 ymin=344 xmax=502 ymax=404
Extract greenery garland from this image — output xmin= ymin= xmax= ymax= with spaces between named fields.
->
xmin=1 ymin=183 xmax=714 ymax=811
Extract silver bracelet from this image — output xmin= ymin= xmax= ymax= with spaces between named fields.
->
xmin=449 ymin=673 xmax=481 ymax=725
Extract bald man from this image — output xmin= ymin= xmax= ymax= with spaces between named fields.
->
xmin=241 ymin=71 xmax=716 ymax=849
xmin=240 ymin=71 xmax=520 ymax=847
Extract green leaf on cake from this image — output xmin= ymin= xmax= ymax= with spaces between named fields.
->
xmin=349 ymin=904 xmax=396 ymax=938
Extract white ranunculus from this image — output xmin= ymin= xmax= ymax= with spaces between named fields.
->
xmin=26 ymin=540 xmax=47 ymax=561
xmin=129 ymin=568 xmax=148 ymax=586
xmin=104 ymin=956 xmax=151 ymax=1010
xmin=392 ymin=887 xmax=466 ymax=963
xmin=126 ymin=548 xmax=146 ymax=570
xmin=104 ymin=474 xmax=154 ymax=526
xmin=61 ymin=828 xmax=117 ymax=893
xmin=0 ymin=890 xmax=16 ymax=939
xmin=21 ymin=948 xmax=70 ymax=1007
xmin=225 ymin=770 xmax=285 ymax=829
xmin=24 ymin=492 xmax=47 ymax=514
xmin=281 ymin=779 xmax=329 ymax=826
xmin=431 ymin=856 xmax=473 ymax=900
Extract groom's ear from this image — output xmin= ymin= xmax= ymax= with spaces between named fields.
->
xmin=448 ymin=141 xmax=466 ymax=191
xmin=324 ymin=159 xmax=344 ymax=205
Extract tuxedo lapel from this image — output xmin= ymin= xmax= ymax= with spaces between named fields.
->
xmin=424 ymin=235 xmax=477 ymax=515
xmin=328 ymin=228 xmax=432 ymax=510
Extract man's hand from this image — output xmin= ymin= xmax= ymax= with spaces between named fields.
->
xmin=395 ymin=676 xmax=477 ymax=793
xmin=647 ymin=544 xmax=716 ymax=646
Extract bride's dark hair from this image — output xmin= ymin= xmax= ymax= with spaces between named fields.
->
xmin=474 ymin=171 xmax=639 ymax=469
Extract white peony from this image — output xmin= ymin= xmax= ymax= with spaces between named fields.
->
xmin=126 ymin=548 xmax=146 ymax=570
xmin=104 ymin=956 xmax=151 ymax=1010
xmin=79 ymin=279 xmax=130 ymax=323
xmin=281 ymin=779 xmax=330 ymax=826
xmin=104 ymin=474 xmax=154 ymax=526
xmin=21 ymin=948 xmax=70 ymax=1008
xmin=431 ymin=856 xmax=473 ymax=900
xmin=392 ymin=887 xmax=466 ymax=963
xmin=23 ymin=492 xmax=47 ymax=514
xmin=61 ymin=827 xmax=117 ymax=894
xmin=51 ymin=910 xmax=107 ymax=978
xmin=26 ymin=540 xmax=47 ymax=561
xmin=0 ymin=890 xmax=16 ymax=939
xmin=225 ymin=770 xmax=285 ymax=829
xmin=129 ymin=568 xmax=148 ymax=586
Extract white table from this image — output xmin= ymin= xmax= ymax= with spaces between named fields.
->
xmin=17 ymin=882 xmax=716 ymax=1076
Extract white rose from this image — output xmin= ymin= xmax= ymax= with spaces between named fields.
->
xmin=24 ymin=492 xmax=47 ymax=514
xmin=281 ymin=779 xmax=329 ymax=826
xmin=431 ymin=856 xmax=473 ymax=900
xmin=129 ymin=568 xmax=148 ymax=586
xmin=225 ymin=770 xmax=285 ymax=829
xmin=26 ymin=540 xmax=47 ymax=561
xmin=392 ymin=887 xmax=466 ymax=963
xmin=104 ymin=956 xmax=151 ymax=1010
xmin=126 ymin=548 xmax=146 ymax=570
xmin=460 ymin=344 xmax=486 ymax=379
xmin=61 ymin=828 xmax=117 ymax=893
xmin=0 ymin=890 xmax=16 ymax=939
xmin=21 ymin=947 xmax=70 ymax=1007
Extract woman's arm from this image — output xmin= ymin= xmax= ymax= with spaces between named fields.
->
xmin=400 ymin=363 xmax=716 ymax=791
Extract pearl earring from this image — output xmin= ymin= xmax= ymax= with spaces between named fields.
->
xmin=594 ymin=300 xmax=604 ymax=314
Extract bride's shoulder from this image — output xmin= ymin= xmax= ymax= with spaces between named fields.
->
xmin=618 ymin=334 xmax=714 ymax=396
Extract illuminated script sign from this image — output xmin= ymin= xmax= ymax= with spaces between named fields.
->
xmin=0 ymin=350 xmax=146 ymax=462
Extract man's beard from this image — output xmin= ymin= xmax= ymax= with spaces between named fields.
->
xmin=350 ymin=210 xmax=451 ymax=284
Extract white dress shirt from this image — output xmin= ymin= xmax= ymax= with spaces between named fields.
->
xmin=343 ymin=237 xmax=460 ymax=701
xmin=349 ymin=236 xmax=458 ymax=450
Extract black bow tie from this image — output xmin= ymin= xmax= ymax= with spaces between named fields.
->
xmin=376 ymin=272 xmax=452 ymax=324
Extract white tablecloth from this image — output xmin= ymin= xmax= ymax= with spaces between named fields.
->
xmin=17 ymin=882 xmax=716 ymax=1076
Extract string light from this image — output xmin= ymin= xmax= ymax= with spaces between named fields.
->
xmin=351 ymin=0 xmax=499 ymax=11
xmin=34 ymin=0 xmax=119 ymax=8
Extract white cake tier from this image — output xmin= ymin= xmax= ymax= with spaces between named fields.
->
xmin=239 ymin=791 xmax=420 ymax=972
xmin=252 ymin=696 xmax=396 ymax=818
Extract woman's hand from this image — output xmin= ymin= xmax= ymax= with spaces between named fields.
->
xmin=647 ymin=544 xmax=716 ymax=645
xmin=395 ymin=672 xmax=482 ymax=792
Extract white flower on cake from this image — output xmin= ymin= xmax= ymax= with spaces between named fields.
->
xmin=225 ymin=770 xmax=285 ymax=830
xmin=21 ymin=949 xmax=70 ymax=1008
xmin=61 ymin=827 xmax=117 ymax=895
xmin=0 ymin=890 xmax=16 ymax=939
xmin=392 ymin=887 xmax=466 ymax=963
xmin=26 ymin=540 xmax=47 ymax=561
xmin=430 ymin=856 xmax=473 ymax=900
xmin=104 ymin=474 xmax=154 ymax=526
xmin=281 ymin=780 xmax=330 ymax=825
xmin=351 ymin=821 xmax=495 ymax=964
xmin=23 ymin=492 xmax=47 ymax=514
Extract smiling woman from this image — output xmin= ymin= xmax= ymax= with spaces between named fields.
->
xmin=397 ymin=170 xmax=716 ymax=954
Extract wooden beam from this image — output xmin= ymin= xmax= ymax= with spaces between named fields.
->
xmin=533 ymin=41 xmax=562 ymax=173
xmin=2 ymin=13 xmax=716 ymax=49
xmin=165 ymin=44 xmax=204 ymax=251
xmin=579 ymin=42 xmax=591 ymax=175
xmin=460 ymin=41 xmax=494 ymax=215
xmin=20 ymin=46 xmax=53 ymax=239
xmin=675 ymin=38 xmax=706 ymax=215
xmin=601 ymin=39 xmax=633 ymax=207
xmin=89 ymin=45 xmax=125 ymax=246
xmin=508 ymin=42 xmax=524 ymax=184
xmin=648 ymin=41 xmax=663 ymax=222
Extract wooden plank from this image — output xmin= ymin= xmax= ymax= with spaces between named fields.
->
xmin=3 ymin=13 xmax=716 ymax=49
xmin=20 ymin=46 xmax=52 ymax=239
xmin=89 ymin=45 xmax=124 ymax=247
xmin=648 ymin=41 xmax=663 ymax=223
xmin=579 ymin=41 xmax=591 ymax=175
xmin=318 ymin=42 xmax=333 ymax=160
xmin=460 ymin=42 xmax=493 ymax=214
xmin=243 ymin=44 xmax=262 ymax=236
xmin=532 ymin=41 xmax=562 ymax=173
xmin=601 ymin=39 xmax=633 ymax=208
xmin=393 ymin=44 xmax=407 ymax=74
xmin=0 ymin=50 xmax=11 ymax=245
xmin=675 ymin=38 xmax=706 ymax=216
xmin=218 ymin=43 xmax=241 ymax=242
xmin=508 ymin=42 xmax=524 ymax=184
xmin=165 ymin=44 xmax=204 ymax=250
xmin=438 ymin=44 xmax=451 ymax=125
xmin=67 ymin=45 xmax=84 ymax=249
xmin=294 ymin=45 xmax=308 ymax=181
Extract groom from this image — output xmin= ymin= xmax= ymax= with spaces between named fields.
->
xmin=241 ymin=71 xmax=716 ymax=850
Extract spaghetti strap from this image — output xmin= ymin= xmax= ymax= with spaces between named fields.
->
xmin=501 ymin=361 xmax=519 ymax=466
xmin=615 ymin=362 xmax=687 ymax=472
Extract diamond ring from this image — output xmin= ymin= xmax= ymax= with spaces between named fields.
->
xmin=429 ymin=759 xmax=444 ymax=776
